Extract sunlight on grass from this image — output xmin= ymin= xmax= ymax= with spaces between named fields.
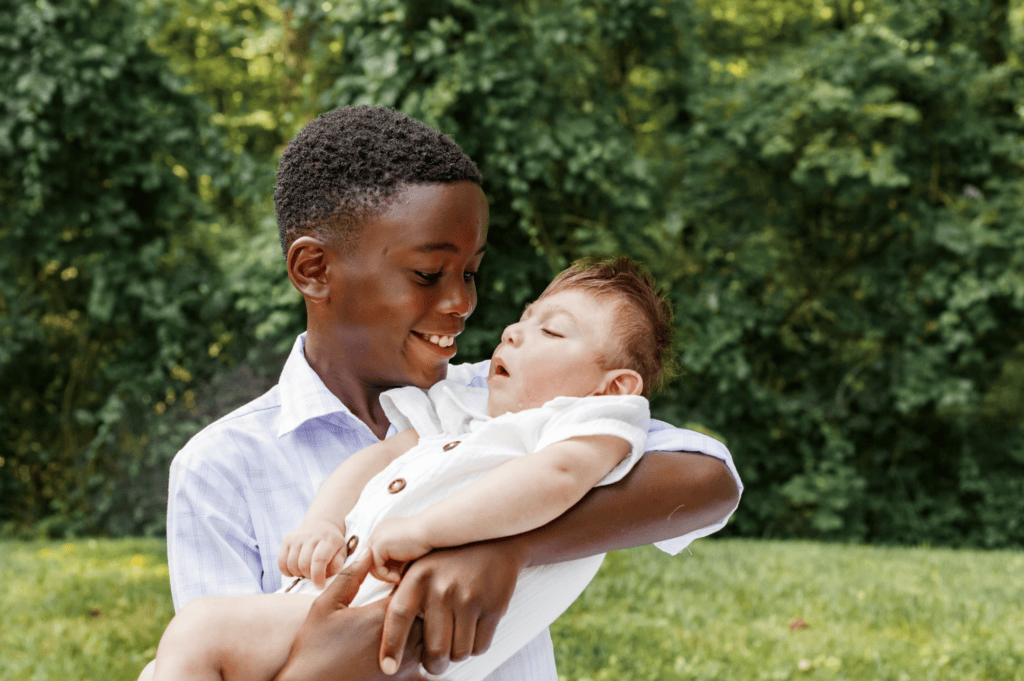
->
xmin=0 ymin=538 xmax=172 ymax=681
xmin=553 ymin=541 xmax=1024 ymax=681
xmin=1 ymin=538 xmax=1021 ymax=680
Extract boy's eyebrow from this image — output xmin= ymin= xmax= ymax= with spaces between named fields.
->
xmin=413 ymin=242 xmax=488 ymax=255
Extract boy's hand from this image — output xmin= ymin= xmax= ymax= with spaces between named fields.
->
xmin=279 ymin=520 xmax=349 ymax=588
xmin=273 ymin=552 xmax=430 ymax=681
xmin=378 ymin=539 xmax=526 ymax=676
xmin=367 ymin=517 xmax=433 ymax=584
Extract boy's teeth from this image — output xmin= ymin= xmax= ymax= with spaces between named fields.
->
xmin=426 ymin=335 xmax=454 ymax=348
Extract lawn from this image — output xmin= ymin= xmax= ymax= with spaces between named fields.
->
xmin=1 ymin=538 xmax=1021 ymax=680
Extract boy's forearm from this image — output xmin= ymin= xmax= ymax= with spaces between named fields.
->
xmin=504 ymin=450 xmax=740 ymax=568
xmin=412 ymin=438 xmax=624 ymax=549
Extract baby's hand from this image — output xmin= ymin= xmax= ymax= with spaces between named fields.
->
xmin=366 ymin=517 xmax=433 ymax=584
xmin=278 ymin=520 xmax=348 ymax=589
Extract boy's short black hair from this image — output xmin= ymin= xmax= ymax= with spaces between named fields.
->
xmin=274 ymin=106 xmax=482 ymax=255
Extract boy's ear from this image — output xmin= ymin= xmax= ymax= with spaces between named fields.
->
xmin=596 ymin=369 xmax=644 ymax=397
xmin=287 ymin=236 xmax=333 ymax=302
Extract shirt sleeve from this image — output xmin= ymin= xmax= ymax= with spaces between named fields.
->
xmin=534 ymin=395 xmax=651 ymax=488
xmin=643 ymin=419 xmax=744 ymax=556
xmin=166 ymin=437 xmax=263 ymax=611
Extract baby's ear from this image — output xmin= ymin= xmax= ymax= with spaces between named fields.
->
xmin=597 ymin=369 xmax=643 ymax=397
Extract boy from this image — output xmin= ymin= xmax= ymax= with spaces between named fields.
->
xmin=147 ymin=258 xmax=681 ymax=680
xmin=165 ymin=106 xmax=742 ymax=681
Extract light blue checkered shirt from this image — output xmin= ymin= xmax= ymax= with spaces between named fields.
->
xmin=167 ymin=333 xmax=742 ymax=680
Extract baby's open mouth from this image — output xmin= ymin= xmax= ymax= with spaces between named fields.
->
xmin=493 ymin=361 xmax=510 ymax=377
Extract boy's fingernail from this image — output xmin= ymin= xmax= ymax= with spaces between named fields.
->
xmin=381 ymin=657 xmax=398 ymax=675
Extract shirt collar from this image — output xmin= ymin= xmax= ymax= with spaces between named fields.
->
xmin=277 ymin=333 xmax=362 ymax=438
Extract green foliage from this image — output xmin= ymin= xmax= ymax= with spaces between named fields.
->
xmin=4 ymin=0 xmax=1024 ymax=548
xmin=0 ymin=0 xmax=244 ymax=535
xmin=3 ymin=538 xmax=1023 ymax=680
xmin=659 ymin=1 xmax=1024 ymax=545
xmin=234 ymin=0 xmax=702 ymax=360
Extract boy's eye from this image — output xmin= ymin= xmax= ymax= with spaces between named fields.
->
xmin=541 ymin=327 xmax=562 ymax=338
xmin=415 ymin=271 xmax=443 ymax=284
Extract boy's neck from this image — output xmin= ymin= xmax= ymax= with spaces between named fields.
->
xmin=303 ymin=332 xmax=392 ymax=440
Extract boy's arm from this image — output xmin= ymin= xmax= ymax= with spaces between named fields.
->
xmin=367 ymin=434 xmax=629 ymax=579
xmin=167 ymin=449 xmax=265 ymax=610
xmin=279 ymin=428 xmax=419 ymax=586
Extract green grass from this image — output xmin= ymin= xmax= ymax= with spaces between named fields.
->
xmin=1 ymin=539 xmax=1021 ymax=681
xmin=0 ymin=538 xmax=172 ymax=681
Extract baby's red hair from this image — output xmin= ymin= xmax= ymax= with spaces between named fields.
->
xmin=538 ymin=257 xmax=675 ymax=397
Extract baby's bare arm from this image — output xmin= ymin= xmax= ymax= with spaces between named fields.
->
xmin=279 ymin=428 xmax=419 ymax=586
xmin=367 ymin=434 xmax=629 ymax=576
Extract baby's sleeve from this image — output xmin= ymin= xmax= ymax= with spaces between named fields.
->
xmin=379 ymin=387 xmax=443 ymax=438
xmin=534 ymin=395 xmax=650 ymax=487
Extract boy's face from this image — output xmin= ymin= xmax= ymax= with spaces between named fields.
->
xmin=487 ymin=288 xmax=622 ymax=416
xmin=325 ymin=181 xmax=489 ymax=390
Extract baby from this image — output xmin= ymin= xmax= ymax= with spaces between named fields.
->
xmin=143 ymin=256 xmax=674 ymax=681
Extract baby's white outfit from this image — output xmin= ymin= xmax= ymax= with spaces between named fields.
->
xmin=282 ymin=380 xmax=649 ymax=680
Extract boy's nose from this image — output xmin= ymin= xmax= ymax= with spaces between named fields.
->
xmin=439 ymin=278 xmax=475 ymax=318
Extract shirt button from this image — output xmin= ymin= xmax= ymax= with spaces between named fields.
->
xmin=346 ymin=535 xmax=359 ymax=553
xmin=443 ymin=441 xmax=461 ymax=451
xmin=388 ymin=478 xmax=406 ymax=494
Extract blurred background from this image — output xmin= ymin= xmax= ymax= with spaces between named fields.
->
xmin=2 ymin=0 xmax=1022 ymax=548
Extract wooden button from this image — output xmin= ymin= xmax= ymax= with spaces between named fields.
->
xmin=388 ymin=478 xmax=406 ymax=494
xmin=443 ymin=441 xmax=461 ymax=451
xmin=346 ymin=535 xmax=359 ymax=553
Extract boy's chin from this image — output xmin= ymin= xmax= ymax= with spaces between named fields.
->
xmin=404 ymin=361 xmax=448 ymax=390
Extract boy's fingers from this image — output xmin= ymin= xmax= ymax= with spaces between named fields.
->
xmin=421 ymin=594 xmax=454 ymax=675
xmin=473 ymin=610 xmax=502 ymax=656
xmin=379 ymin=583 xmax=423 ymax=674
xmin=321 ymin=550 xmax=372 ymax=608
xmin=449 ymin=611 xmax=475 ymax=663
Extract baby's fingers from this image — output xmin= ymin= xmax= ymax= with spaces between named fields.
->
xmin=297 ymin=538 xmax=319 ymax=579
xmin=279 ymin=539 xmax=301 ymax=577
xmin=370 ymin=551 xmax=405 ymax=584
xmin=326 ymin=548 xmax=348 ymax=580
xmin=310 ymin=540 xmax=345 ymax=588
xmin=277 ymin=539 xmax=292 ymax=576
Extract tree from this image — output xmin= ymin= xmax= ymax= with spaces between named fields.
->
xmin=665 ymin=0 xmax=1024 ymax=545
xmin=0 ymin=0 xmax=240 ymax=534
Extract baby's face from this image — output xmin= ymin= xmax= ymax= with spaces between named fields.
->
xmin=486 ymin=288 xmax=621 ymax=417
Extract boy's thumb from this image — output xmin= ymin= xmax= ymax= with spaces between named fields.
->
xmin=322 ymin=550 xmax=372 ymax=607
